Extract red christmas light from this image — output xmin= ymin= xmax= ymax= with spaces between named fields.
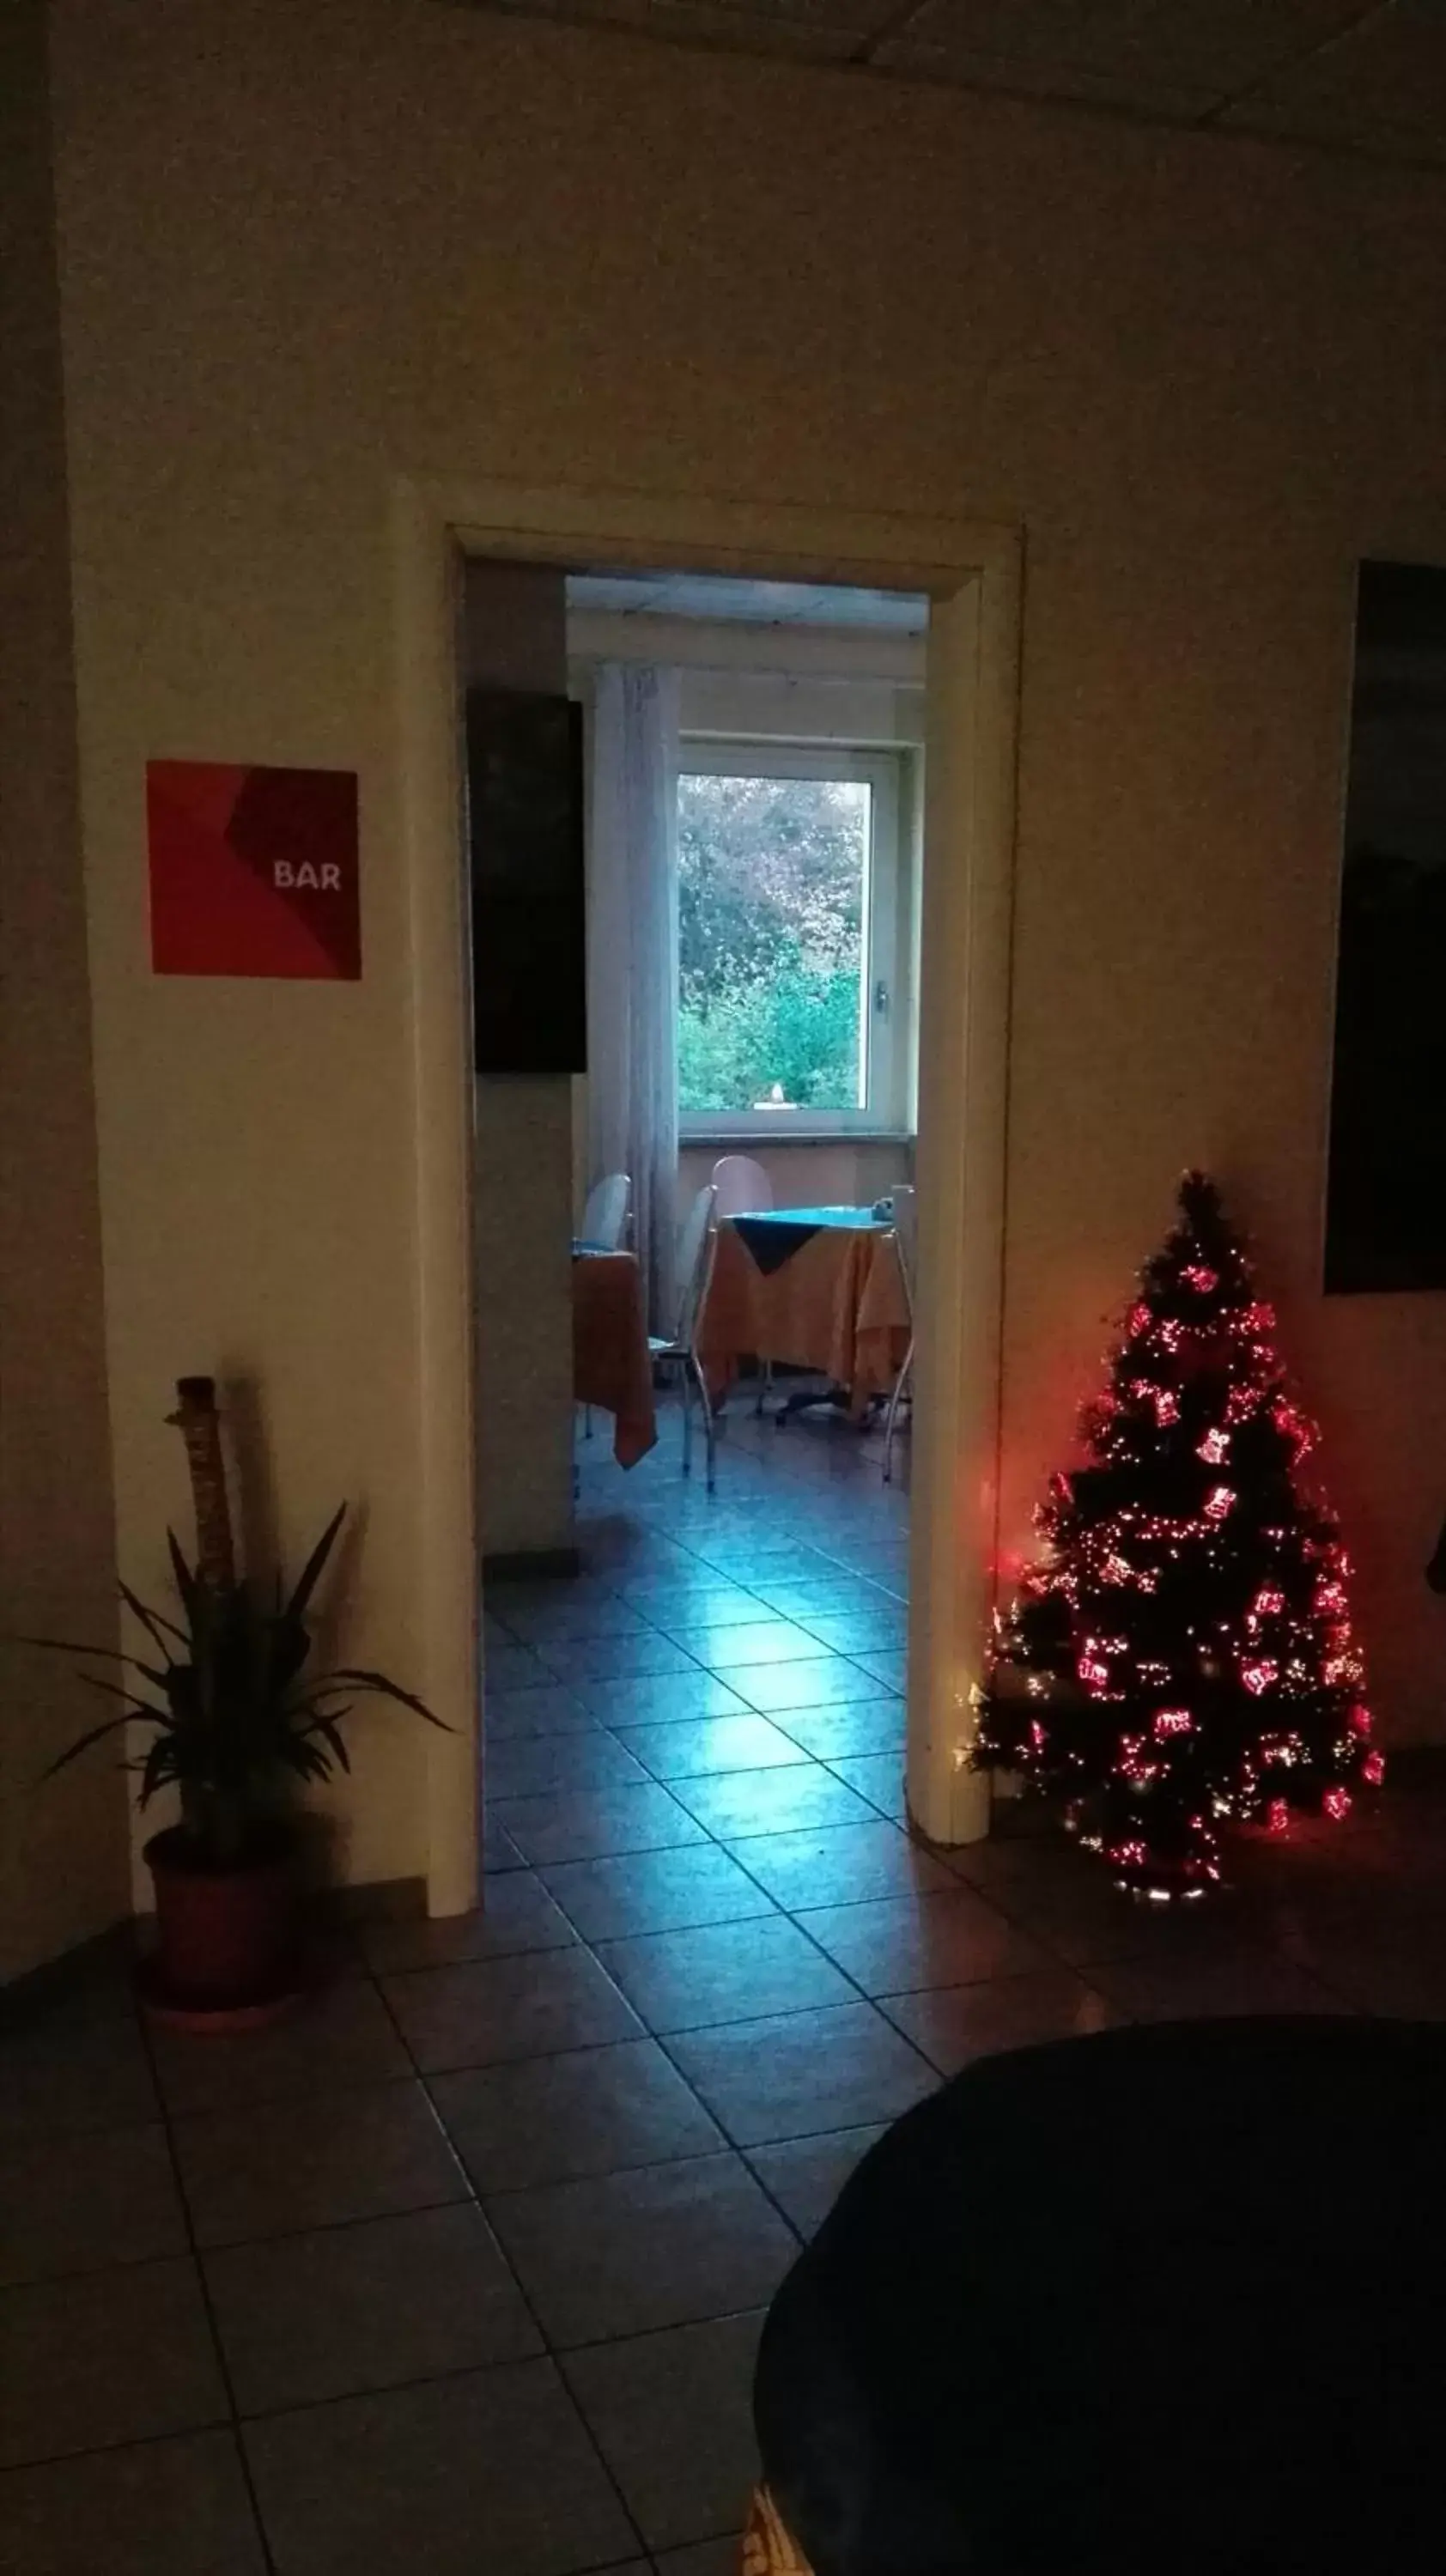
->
xmin=972 ymin=1172 xmax=1378 ymax=1892
xmin=1267 ymin=1798 xmax=1290 ymax=1834
xmin=1362 ymin=1750 xmax=1386 ymax=1787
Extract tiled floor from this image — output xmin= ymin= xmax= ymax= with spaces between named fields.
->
xmin=4 ymin=1395 xmax=1445 ymax=2573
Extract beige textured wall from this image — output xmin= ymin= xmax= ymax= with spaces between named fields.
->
xmin=0 ymin=0 xmax=127 ymax=1979
xmin=46 ymin=0 xmax=1446 ymax=1899
xmin=465 ymin=561 xmax=576 ymax=1560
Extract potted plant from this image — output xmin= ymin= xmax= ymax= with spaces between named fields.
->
xmin=27 ymin=1377 xmax=446 ymax=2024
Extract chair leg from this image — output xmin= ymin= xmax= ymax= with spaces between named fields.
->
xmin=882 ymin=1337 xmax=914 ymax=1485
xmin=690 ymin=1353 xmax=717 ymax=1492
xmin=584 ymin=1406 xmax=593 ymax=1440
xmin=754 ymin=1357 xmax=773 ymax=1417
xmin=681 ymin=1358 xmax=694 ymax=1476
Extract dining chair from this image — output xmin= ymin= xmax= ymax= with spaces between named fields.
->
xmin=709 ymin=1153 xmax=773 ymax=1217
xmin=710 ymin=1155 xmax=775 ymax=1411
xmin=882 ymin=1182 xmax=916 ymax=1485
xmin=581 ymin=1170 xmax=631 ymax=1250
xmin=649 ymin=1183 xmax=720 ymax=1490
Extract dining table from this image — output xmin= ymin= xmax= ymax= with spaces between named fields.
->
xmin=572 ymin=1245 xmax=658 ymax=1467
xmin=696 ymin=1204 xmax=911 ymax=1415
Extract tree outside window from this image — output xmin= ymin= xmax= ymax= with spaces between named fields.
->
xmin=677 ymin=771 xmax=871 ymax=1115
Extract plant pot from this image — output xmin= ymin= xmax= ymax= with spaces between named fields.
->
xmin=142 ymin=1824 xmax=300 ymax=2018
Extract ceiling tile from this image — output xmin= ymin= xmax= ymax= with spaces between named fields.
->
xmin=1221 ymin=0 xmax=1446 ymax=156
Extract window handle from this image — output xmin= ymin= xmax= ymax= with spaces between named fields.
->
xmin=874 ymin=980 xmax=890 ymax=1018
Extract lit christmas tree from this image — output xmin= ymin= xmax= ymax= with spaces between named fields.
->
xmin=974 ymin=1172 xmax=1382 ymax=1895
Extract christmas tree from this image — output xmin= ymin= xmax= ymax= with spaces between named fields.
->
xmin=974 ymin=1172 xmax=1382 ymax=1895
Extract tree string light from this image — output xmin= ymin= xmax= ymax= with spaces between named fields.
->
xmin=972 ymin=1172 xmax=1381 ymax=1895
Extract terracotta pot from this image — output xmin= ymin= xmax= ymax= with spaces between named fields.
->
xmin=143 ymin=1825 xmax=299 ymax=2011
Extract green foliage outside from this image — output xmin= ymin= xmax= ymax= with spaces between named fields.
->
xmin=677 ymin=771 xmax=867 ymax=1112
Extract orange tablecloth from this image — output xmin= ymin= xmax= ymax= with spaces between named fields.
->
xmin=573 ymin=1251 xmax=657 ymax=1467
xmin=696 ymin=1214 xmax=910 ymax=1411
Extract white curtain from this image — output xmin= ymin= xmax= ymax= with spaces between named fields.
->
xmin=586 ymin=664 xmax=680 ymax=1334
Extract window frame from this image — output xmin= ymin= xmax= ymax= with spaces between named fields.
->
xmin=675 ymin=736 xmax=911 ymax=1140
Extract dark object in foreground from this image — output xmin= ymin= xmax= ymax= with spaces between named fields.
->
xmin=756 ymin=2018 xmax=1446 ymax=2576
xmin=1426 ymin=1511 xmax=1446 ymax=1594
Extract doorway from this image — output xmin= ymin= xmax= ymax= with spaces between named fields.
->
xmin=393 ymin=483 xmax=1020 ymax=1914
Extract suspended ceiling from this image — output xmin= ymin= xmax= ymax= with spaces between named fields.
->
xmin=446 ymin=0 xmax=1446 ymax=168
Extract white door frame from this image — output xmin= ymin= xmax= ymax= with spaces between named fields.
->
xmin=392 ymin=478 xmax=1021 ymax=1912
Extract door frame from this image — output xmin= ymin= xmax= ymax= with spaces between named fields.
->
xmin=392 ymin=477 xmax=1021 ymax=1911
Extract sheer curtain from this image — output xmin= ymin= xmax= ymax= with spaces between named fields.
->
xmin=586 ymin=664 xmax=680 ymax=1334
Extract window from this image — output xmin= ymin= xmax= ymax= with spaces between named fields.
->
xmin=677 ymin=741 xmax=912 ymax=1136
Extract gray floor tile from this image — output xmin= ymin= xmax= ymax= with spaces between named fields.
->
xmin=0 ymin=2008 xmax=157 ymax=2142
xmin=383 ymin=1945 xmax=642 ymax=2073
xmin=722 ymin=1820 xmax=954 ymax=1910
xmin=595 ymin=1915 xmax=857 ymax=2035
xmin=769 ymin=1700 xmax=907 ymax=1758
xmin=207 ymin=2202 xmax=540 ymax=2413
xmin=488 ymin=2153 xmax=793 ymax=2346
xmin=431 ymin=2036 xmax=723 ymax=2191
xmin=744 ymin=1580 xmax=890 ymax=1619
xmin=615 ymin=1714 xmax=811 ymax=1780
xmin=538 ymin=1636 xmax=703 ymax=1685
xmin=665 ymin=2001 xmax=938 ymax=2146
xmin=245 ymin=2357 xmax=636 ymax=2576
xmin=674 ymin=1621 xmax=826 ymax=1669
xmin=485 ymin=1643 xmax=556 ymax=1692
xmin=486 ymin=1731 xmax=653 ymax=1801
xmin=173 ymin=2077 xmax=469 ymax=2246
xmin=494 ymin=1781 xmax=708 ymax=1867
xmin=724 ymin=1657 xmax=890 ymax=1715
xmin=849 ymin=1649 xmax=908 ymax=1691
xmin=795 ymin=1886 xmax=1049 ymax=1996
xmin=620 ymin=1584 xmax=776 ymax=1625
xmin=501 ymin=1596 xmax=649 ymax=1645
xmin=793 ymin=1610 xmax=908 ymax=1653
xmin=0 ymin=2428 xmax=267 ymax=2576
xmin=487 ymin=1683 xmax=600 ymax=1739
xmin=879 ymin=1969 xmax=1115 ymax=2074
xmin=745 ymin=2125 xmax=887 ymax=2234
xmin=580 ymin=1672 xmax=752 ymax=1726
xmin=150 ymin=1978 xmax=411 ymax=2117
xmin=1084 ymin=1948 xmax=1344 ymax=2026
xmin=0 ymin=2254 xmax=228 ymax=2468
xmin=671 ymin=1765 xmax=878 ymax=1842
xmin=539 ymin=1846 xmax=779 ymax=1942
xmin=825 ymin=1752 xmax=908 ymax=1818
xmin=357 ymin=1874 xmax=578 ymax=1973
xmin=656 ymin=2541 xmax=745 ymax=2576
xmin=484 ymin=1814 xmax=529 ymax=1872
xmin=565 ymin=2311 xmax=763 ymax=2553
xmin=0 ymin=2116 xmax=183 ymax=2290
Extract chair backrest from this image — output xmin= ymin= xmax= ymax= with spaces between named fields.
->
xmin=890 ymin=1183 xmax=918 ymax=1311
xmin=582 ymin=1171 xmax=630 ymax=1250
xmin=710 ymin=1153 xmax=773 ymax=1218
xmin=676 ymin=1184 xmax=718 ymax=1345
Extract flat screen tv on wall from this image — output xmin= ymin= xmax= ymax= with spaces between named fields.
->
xmin=1325 ymin=560 xmax=1446 ymax=1294
xmin=465 ymin=687 xmax=586 ymax=1077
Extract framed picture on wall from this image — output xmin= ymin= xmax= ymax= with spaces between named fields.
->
xmin=1325 ymin=559 xmax=1446 ymax=1293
